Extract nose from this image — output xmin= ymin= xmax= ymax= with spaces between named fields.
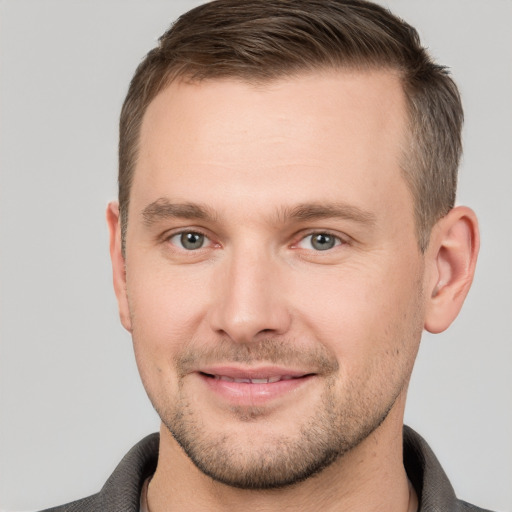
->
xmin=208 ymin=246 xmax=292 ymax=343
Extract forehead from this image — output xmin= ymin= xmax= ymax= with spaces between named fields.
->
xmin=133 ymin=70 xmax=410 ymax=224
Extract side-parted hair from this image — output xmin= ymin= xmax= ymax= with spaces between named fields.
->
xmin=119 ymin=0 xmax=463 ymax=252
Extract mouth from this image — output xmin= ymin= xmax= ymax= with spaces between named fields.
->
xmin=200 ymin=372 xmax=309 ymax=384
xmin=196 ymin=366 xmax=316 ymax=405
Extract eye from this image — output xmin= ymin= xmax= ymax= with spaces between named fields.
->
xmin=169 ymin=231 xmax=210 ymax=250
xmin=297 ymin=232 xmax=342 ymax=251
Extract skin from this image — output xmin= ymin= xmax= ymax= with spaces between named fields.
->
xmin=108 ymin=70 xmax=479 ymax=512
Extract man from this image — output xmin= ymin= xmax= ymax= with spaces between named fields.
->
xmin=43 ymin=0 xmax=490 ymax=510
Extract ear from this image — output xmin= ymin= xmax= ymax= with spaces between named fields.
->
xmin=424 ymin=206 xmax=479 ymax=334
xmin=106 ymin=201 xmax=132 ymax=332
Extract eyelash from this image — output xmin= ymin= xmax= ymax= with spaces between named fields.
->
xmin=166 ymin=230 xmax=216 ymax=251
xmin=164 ymin=229 xmax=346 ymax=253
xmin=293 ymin=231 xmax=345 ymax=252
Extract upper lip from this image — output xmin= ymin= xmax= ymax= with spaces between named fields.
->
xmin=197 ymin=365 xmax=313 ymax=382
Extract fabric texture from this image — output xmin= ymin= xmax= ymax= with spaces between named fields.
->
xmin=41 ymin=426 xmax=494 ymax=512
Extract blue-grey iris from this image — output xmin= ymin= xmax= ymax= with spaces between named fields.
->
xmin=181 ymin=232 xmax=204 ymax=250
xmin=311 ymin=233 xmax=336 ymax=251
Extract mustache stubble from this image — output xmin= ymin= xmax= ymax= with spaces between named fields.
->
xmin=174 ymin=336 xmax=340 ymax=378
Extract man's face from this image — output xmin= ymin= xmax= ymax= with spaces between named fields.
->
xmin=117 ymin=70 xmax=427 ymax=488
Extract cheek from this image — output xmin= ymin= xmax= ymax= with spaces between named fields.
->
xmin=127 ymin=261 xmax=212 ymax=342
xmin=125 ymin=264 xmax=213 ymax=397
xmin=289 ymin=257 xmax=424 ymax=365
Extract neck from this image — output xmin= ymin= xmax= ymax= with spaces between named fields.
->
xmin=147 ymin=396 xmax=416 ymax=512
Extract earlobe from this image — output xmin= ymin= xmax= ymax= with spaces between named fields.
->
xmin=106 ymin=201 xmax=132 ymax=332
xmin=424 ymin=206 xmax=479 ymax=334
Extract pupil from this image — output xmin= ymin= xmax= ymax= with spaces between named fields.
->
xmin=312 ymin=233 xmax=335 ymax=251
xmin=181 ymin=232 xmax=204 ymax=250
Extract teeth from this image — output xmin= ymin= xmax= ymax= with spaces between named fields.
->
xmin=213 ymin=375 xmax=298 ymax=383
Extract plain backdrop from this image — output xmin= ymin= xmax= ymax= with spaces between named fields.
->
xmin=1 ymin=1 xmax=511 ymax=510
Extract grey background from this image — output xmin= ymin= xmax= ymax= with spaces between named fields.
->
xmin=0 ymin=1 xmax=511 ymax=510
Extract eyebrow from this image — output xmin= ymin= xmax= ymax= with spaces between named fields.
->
xmin=141 ymin=198 xmax=376 ymax=227
xmin=141 ymin=198 xmax=217 ymax=226
xmin=280 ymin=203 xmax=377 ymax=225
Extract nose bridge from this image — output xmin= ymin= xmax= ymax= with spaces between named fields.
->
xmin=208 ymin=240 xmax=290 ymax=343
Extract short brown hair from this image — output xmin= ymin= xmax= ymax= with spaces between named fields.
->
xmin=119 ymin=0 xmax=463 ymax=252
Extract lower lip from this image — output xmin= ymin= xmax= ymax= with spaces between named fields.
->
xmin=198 ymin=373 xmax=314 ymax=406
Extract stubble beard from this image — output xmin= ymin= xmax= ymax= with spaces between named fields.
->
xmin=162 ymin=379 xmax=399 ymax=490
xmin=145 ymin=338 xmax=409 ymax=490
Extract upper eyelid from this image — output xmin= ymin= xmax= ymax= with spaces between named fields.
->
xmin=161 ymin=226 xmax=212 ymax=241
xmin=293 ymin=229 xmax=347 ymax=245
xmin=166 ymin=232 xmax=220 ymax=255
xmin=170 ymin=231 xmax=211 ymax=249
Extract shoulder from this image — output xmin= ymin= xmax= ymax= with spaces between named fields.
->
xmin=38 ymin=433 xmax=159 ymax=512
xmin=403 ymin=427 xmax=497 ymax=512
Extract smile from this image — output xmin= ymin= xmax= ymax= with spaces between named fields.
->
xmin=202 ymin=373 xmax=301 ymax=384
xmin=196 ymin=368 xmax=315 ymax=405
